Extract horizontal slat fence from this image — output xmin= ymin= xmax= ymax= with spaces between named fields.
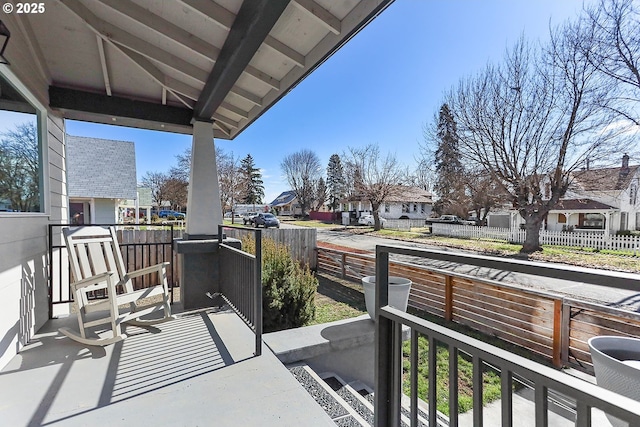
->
xmin=223 ymin=227 xmax=317 ymax=269
xmin=317 ymin=246 xmax=640 ymax=373
xmin=432 ymin=223 xmax=640 ymax=255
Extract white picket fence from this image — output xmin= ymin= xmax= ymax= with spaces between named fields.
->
xmin=431 ymin=223 xmax=640 ymax=255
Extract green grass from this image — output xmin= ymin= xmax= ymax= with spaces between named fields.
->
xmin=402 ymin=336 xmax=503 ymax=416
xmin=287 ymin=219 xmax=340 ymax=228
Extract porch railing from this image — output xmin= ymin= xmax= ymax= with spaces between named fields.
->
xmin=218 ymin=225 xmax=262 ymax=356
xmin=373 ymin=245 xmax=640 ymax=427
xmin=48 ymin=223 xmax=177 ymax=319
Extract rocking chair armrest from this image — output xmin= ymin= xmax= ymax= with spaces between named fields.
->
xmin=70 ymin=271 xmax=117 ymax=291
xmin=125 ymin=262 xmax=170 ymax=279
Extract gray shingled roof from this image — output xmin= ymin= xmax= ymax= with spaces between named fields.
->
xmin=66 ymin=135 xmax=137 ymax=199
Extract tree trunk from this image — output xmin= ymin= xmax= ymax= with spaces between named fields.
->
xmin=372 ymin=205 xmax=382 ymax=231
xmin=521 ymin=216 xmax=543 ymax=253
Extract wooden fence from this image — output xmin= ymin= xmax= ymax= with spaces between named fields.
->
xmin=432 ymin=223 xmax=640 ymax=255
xmin=317 ymin=246 xmax=640 ymax=373
xmin=222 ymin=227 xmax=317 ymax=269
xmin=383 ymin=219 xmax=427 ymax=231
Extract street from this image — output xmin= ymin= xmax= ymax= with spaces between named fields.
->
xmin=282 ymin=224 xmax=640 ymax=312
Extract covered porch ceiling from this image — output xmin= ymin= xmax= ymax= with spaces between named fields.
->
xmin=7 ymin=0 xmax=393 ymax=137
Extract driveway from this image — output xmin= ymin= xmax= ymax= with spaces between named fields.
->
xmin=310 ymin=227 xmax=640 ymax=313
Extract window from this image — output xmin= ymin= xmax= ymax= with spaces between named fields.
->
xmin=420 ymin=203 xmax=426 ymax=214
xmin=402 ymin=203 xmax=409 ymax=213
xmin=621 ymin=212 xmax=628 ymax=231
xmin=412 ymin=204 xmax=417 ymax=212
xmin=558 ymin=213 xmax=567 ymax=224
xmin=0 ymin=72 xmax=43 ymax=213
xmin=384 ymin=203 xmax=390 ymax=213
xmin=631 ymin=183 xmax=638 ymax=205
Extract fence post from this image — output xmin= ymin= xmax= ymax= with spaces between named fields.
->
xmin=445 ymin=275 xmax=453 ymax=322
xmin=341 ymin=253 xmax=347 ymax=279
xmin=552 ymin=299 xmax=563 ymax=368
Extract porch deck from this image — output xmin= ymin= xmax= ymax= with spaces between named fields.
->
xmin=0 ymin=306 xmax=335 ymax=427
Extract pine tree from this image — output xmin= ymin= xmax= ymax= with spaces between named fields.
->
xmin=240 ymin=154 xmax=264 ymax=204
xmin=433 ymin=103 xmax=467 ymax=216
xmin=326 ymin=154 xmax=346 ymax=211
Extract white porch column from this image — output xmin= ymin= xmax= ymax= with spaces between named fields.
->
xmin=605 ymin=212 xmax=611 ymax=237
xmin=186 ymin=121 xmax=223 ymax=236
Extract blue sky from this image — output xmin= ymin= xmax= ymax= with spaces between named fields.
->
xmin=66 ymin=0 xmax=592 ymax=204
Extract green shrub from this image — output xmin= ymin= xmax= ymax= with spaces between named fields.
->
xmin=616 ymin=229 xmax=632 ymax=236
xmin=242 ymin=235 xmax=317 ymax=332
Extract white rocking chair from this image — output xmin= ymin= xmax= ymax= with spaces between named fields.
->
xmin=59 ymin=226 xmax=174 ymax=346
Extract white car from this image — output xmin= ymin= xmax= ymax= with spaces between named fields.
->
xmin=358 ymin=214 xmax=386 ymax=227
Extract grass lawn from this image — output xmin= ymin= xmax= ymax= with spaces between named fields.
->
xmin=310 ymin=272 xmax=366 ymax=325
xmin=312 ymin=271 xmax=508 ymax=415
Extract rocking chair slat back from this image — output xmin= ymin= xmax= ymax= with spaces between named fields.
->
xmin=64 ymin=226 xmax=126 ymax=286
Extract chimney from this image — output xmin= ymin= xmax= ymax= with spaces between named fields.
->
xmin=620 ymin=153 xmax=630 ymax=179
xmin=586 ymin=157 xmax=590 ymax=170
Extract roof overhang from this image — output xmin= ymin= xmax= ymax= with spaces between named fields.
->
xmin=5 ymin=0 xmax=394 ymax=138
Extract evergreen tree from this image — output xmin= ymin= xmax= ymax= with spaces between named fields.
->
xmin=326 ymin=154 xmax=346 ymax=211
xmin=314 ymin=177 xmax=327 ymax=211
xmin=240 ymin=154 xmax=264 ymax=204
xmin=433 ymin=103 xmax=467 ymax=217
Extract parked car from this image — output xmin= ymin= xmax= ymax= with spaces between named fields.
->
xmin=158 ymin=210 xmax=185 ymax=219
xmin=358 ymin=214 xmax=386 ymax=227
xmin=242 ymin=211 xmax=260 ymax=225
xmin=253 ymin=213 xmax=280 ymax=228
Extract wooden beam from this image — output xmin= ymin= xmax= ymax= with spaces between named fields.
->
xmin=98 ymin=0 xmax=220 ymax=61
xmin=96 ymin=35 xmax=112 ymax=96
xmin=193 ymin=0 xmax=290 ymax=121
xmin=49 ymin=86 xmax=193 ymax=127
xmin=230 ymin=85 xmax=262 ymax=107
xmin=264 ymin=35 xmax=305 ymax=67
xmin=9 ymin=13 xmax=51 ymax=83
xmin=220 ymin=102 xmax=249 ymax=119
xmin=212 ymin=112 xmax=239 ymax=129
xmin=292 ymin=0 xmax=341 ymax=35
xmin=115 ymin=45 xmax=196 ymax=108
xmin=179 ymin=0 xmax=235 ymax=31
xmin=59 ymin=0 xmax=209 ymax=83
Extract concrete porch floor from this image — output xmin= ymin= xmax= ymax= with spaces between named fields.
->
xmin=0 ymin=306 xmax=336 ymax=427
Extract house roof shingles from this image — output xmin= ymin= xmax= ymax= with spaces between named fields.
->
xmin=66 ymin=135 xmax=137 ymax=200
xmin=571 ymin=164 xmax=639 ymax=192
xmin=270 ymin=191 xmax=297 ymax=207
xmin=550 ymin=199 xmax=616 ymax=211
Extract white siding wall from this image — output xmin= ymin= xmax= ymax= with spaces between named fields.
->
xmin=94 ymin=199 xmax=118 ymax=224
xmin=0 ymin=115 xmax=66 ymax=369
xmin=0 ymin=15 xmax=68 ymax=368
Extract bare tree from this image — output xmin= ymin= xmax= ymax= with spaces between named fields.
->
xmin=217 ymin=150 xmax=242 ymax=217
xmin=585 ymin=0 xmax=640 ymax=125
xmin=449 ymin=27 xmax=624 ymax=252
xmin=0 ymin=122 xmax=40 ymax=211
xmin=141 ymin=171 xmax=170 ymax=209
xmin=281 ymin=149 xmax=322 ymax=216
xmin=343 ymin=144 xmax=404 ymax=231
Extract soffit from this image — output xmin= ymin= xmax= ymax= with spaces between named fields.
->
xmin=6 ymin=0 xmax=393 ymax=138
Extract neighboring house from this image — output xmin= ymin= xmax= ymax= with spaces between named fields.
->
xmin=270 ymin=191 xmax=301 ymax=216
xmin=341 ymin=186 xmax=434 ymax=219
xmin=67 ymin=135 xmax=138 ymax=224
xmin=487 ymin=154 xmax=640 ymax=233
xmin=119 ymin=187 xmax=153 ymax=223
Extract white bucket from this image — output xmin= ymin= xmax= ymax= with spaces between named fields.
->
xmin=589 ymin=335 xmax=640 ymax=427
xmin=361 ymin=276 xmax=412 ymax=320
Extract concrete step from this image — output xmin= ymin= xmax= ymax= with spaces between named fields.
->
xmin=290 ymin=362 xmax=447 ymax=427
xmin=288 ymin=364 xmax=369 ymax=426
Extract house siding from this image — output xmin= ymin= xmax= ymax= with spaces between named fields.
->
xmin=0 ymin=16 xmax=68 ymax=368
